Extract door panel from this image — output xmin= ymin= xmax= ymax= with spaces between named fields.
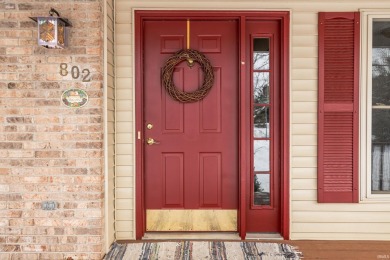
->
xmin=162 ymin=153 xmax=184 ymax=207
xmin=143 ymin=20 xmax=238 ymax=230
xmin=200 ymin=68 xmax=222 ymax=132
xmin=199 ymin=153 xmax=222 ymax=207
xmin=162 ymin=68 xmax=184 ymax=133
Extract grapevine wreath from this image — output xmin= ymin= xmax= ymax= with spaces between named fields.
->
xmin=161 ymin=49 xmax=214 ymax=103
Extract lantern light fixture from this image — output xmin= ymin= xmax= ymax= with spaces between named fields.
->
xmin=30 ymin=8 xmax=72 ymax=49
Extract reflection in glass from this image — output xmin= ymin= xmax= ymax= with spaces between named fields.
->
xmin=254 ymin=106 xmax=270 ymax=138
xmin=253 ymin=38 xmax=270 ymax=70
xmin=372 ymin=21 xmax=390 ymax=106
xmin=254 ymin=174 xmax=270 ymax=205
xmin=371 ymin=21 xmax=390 ymax=193
xmin=371 ymin=109 xmax=390 ymax=192
xmin=372 ymin=48 xmax=390 ymax=106
xmin=372 ymin=48 xmax=390 ymax=66
xmin=254 ymin=140 xmax=270 ymax=171
xmin=253 ymin=72 xmax=269 ymax=104
xmin=372 ymin=109 xmax=390 ymax=143
xmin=372 ymin=144 xmax=390 ymax=192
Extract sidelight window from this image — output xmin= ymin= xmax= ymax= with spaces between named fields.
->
xmin=252 ymin=38 xmax=272 ymax=206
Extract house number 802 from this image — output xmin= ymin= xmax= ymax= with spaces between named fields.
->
xmin=60 ymin=63 xmax=91 ymax=82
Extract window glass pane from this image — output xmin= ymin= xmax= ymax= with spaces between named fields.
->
xmin=371 ymin=109 xmax=390 ymax=192
xmin=254 ymin=106 xmax=270 ymax=138
xmin=372 ymin=144 xmax=390 ymax=192
xmin=254 ymin=174 xmax=270 ymax=206
xmin=371 ymin=22 xmax=390 ymax=194
xmin=372 ymin=48 xmax=390 ymax=106
xmin=253 ymin=72 xmax=269 ymax=104
xmin=372 ymin=109 xmax=390 ymax=143
xmin=372 ymin=22 xmax=390 ymax=106
xmin=253 ymin=38 xmax=269 ymax=70
xmin=254 ymin=140 xmax=269 ymax=171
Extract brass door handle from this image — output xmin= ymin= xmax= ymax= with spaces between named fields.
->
xmin=146 ymin=137 xmax=160 ymax=145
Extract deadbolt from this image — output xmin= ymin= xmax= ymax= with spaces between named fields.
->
xmin=146 ymin=123 xmax=153 ymax=130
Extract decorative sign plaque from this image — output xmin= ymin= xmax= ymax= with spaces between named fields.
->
xmin=61 ymin=88 xmax=88 ymax=108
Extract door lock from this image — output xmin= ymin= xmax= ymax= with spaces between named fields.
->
xmin=146 ymin=123 xmax=153 ymax=130
xmin=146 ymin=137 xmax=160 ymax=145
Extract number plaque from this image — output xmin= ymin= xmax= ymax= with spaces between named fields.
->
xmin=61 ymin=88 xmax=88 ymax=108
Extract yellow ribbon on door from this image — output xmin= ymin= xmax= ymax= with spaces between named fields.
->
xmin=187 ymin=19 xmax=190 ymax=49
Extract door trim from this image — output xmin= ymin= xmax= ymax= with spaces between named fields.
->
xmin=134 ymin=10 xmax=290 ymax=240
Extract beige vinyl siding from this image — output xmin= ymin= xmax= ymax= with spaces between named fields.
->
xmin=115 ymin=4 xmax=134 ymax=240
xmin=114 ymin=0 xmax=390 ymax=240
xmin=105 ymin=0 xmax=115 ymax=248
xmin=291 ymin=7 xmax=390 ymax=241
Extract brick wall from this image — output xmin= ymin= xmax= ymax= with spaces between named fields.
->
xmin=0 ymin=1 xmax=105 ymax=259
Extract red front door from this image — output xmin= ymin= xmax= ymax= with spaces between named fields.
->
xmin=136 ymin=12 xmax=289 ymax=238
xmin=143 ymin=19 xmax=238 ymax=230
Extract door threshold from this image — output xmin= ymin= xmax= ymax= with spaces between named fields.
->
xmin=245 ymin=232 xmax=284 ymax=240
xmin=143 ymin=232 xmax=241 ymax=240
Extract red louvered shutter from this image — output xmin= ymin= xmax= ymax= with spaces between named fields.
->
xmin=318 ymin=12 xmax=359 ymax=203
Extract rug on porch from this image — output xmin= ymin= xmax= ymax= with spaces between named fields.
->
xmin=104 ymin=241 xmax=302 ymax=260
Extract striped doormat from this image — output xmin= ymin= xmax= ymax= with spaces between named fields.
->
xmin=104 ymin=241 xmax=302 ymax=259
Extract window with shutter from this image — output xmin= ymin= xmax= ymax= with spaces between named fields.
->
xmin=318 ymin=12 xmax=360 ymax=203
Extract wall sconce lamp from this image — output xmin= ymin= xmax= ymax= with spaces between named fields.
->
xmin=30 ymin=8 xmax=72 ymax=49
